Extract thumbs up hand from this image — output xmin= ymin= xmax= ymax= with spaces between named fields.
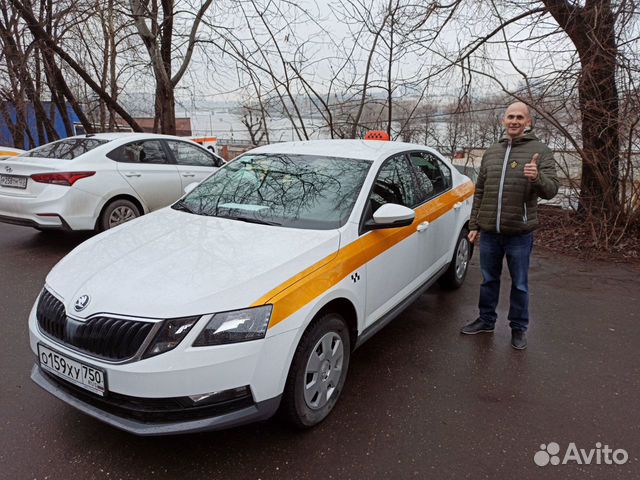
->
xmin=524 ymin=153 xmax=539 ymax=181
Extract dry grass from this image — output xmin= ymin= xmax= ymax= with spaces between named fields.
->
xmin=534 ymin=205 xmax=640 ymax=264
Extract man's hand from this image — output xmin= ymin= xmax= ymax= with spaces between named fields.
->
xmin=524 ymin=153 xmax=539 ymax=181
xmin=468 ymin=230 xmax=479 ymax=244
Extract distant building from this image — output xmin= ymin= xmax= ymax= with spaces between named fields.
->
xmin=0 ymin=102 xmax=194 ymax=149
xmin=0 ymin=101 xmax=81 ymax=149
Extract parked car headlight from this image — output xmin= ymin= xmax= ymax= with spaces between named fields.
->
xmin=143 ymin=316 xmax=200 ymax=358
xmin=193 ymin=305 xmax=273 ymax=346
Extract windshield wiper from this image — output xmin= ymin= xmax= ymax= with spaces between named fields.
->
xmin=224 ymin=215 xmax=281 ymax=226
xmin=172 ymin=199 xmax=196 ymax=214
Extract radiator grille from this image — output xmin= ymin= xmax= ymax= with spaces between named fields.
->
xmin=36 ymin=289 xmax=154 ymax=361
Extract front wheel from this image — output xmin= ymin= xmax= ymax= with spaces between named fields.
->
xmin=280 ymin=313 xmax=351 ymax=428
xmin=438 ymin=227 xmax=471 ymax=289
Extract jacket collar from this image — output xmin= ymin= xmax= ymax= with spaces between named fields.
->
xmin=499 ymin=131 xmax=539 ymax=145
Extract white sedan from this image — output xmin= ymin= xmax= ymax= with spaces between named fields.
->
xmin=29 ymin=134 xmax=474 ymax=435
xmin=0 ymin=133 xmax=223 ymax=231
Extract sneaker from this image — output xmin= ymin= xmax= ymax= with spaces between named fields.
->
xmin=511 ymin=330 xmax=527 ymax=350
xmin=460 ymin=318 xmax=495 ymax=335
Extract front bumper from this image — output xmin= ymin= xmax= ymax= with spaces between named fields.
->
xmin=29 ymin=298 xmax=300 ymax=434
xmin=32 ymin=365 xmax=281 ymax=435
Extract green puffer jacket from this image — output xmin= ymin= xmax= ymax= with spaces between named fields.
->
xmin=469 ymin=131 xmax=559 ymax=235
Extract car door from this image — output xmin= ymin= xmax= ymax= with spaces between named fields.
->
xmin=109 ymin=140 xmax=182 ymax=212
xmin=164 ymin=140 xmax=221 ymax=190
xmin=362 ymin=153 xmax=422 ymax=328
xmin=408 ymin=151 xmax=457 ymax=281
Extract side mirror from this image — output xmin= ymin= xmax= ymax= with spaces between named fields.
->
xmin=365 ymin=203 xmax=415 ymax=230
xmin=184 ymin=182 xmax=199 ymax=195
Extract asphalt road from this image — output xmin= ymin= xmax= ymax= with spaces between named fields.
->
xmin=1 ymin=223 xmax=639 ymax=480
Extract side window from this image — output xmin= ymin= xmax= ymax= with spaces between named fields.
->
xmin=408 ymin=151 xmax=452 ymax=202
xmin=369 ymin=154 xmax=417 ymax=213
xmin=107 ymin=141 xmax=171 ymax=165
xmin=166 ymin=141 xmax=217 ymax=167
xmin=212 ymin=152 xmax=225 ymax=166
xmin=438 ymin=158 xmax=452 ymax=189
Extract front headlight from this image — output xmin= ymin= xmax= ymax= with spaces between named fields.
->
xmin=143 ymin=316 xmax=200 ymax=358
xmin=193 ymin=305 xmax=272 ymax=347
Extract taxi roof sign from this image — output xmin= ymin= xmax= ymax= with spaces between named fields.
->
xmin=364 ymin=131 xmax=390 ymax=141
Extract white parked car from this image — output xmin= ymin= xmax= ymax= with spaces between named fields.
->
xmin=29 ymin=134 xmax=474 ymax=435
xmin=0 ymin=133 xmax=223 ymax=231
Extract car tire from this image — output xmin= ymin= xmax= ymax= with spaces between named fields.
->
xmin=280 ymin=312 xmax=351 ymax=429
xmin=438 ymin=226 xmax=471 ymax=290
xmin=98 ymin=199 xmax=141 ymax=231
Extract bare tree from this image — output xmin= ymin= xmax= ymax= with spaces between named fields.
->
xmin=129 ymin=0 xmax=213 ymax=134
xmin=9 ymin=0 xmax=144 ymax=132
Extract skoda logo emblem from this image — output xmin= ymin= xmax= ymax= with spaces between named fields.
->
xmin=74 ymin=295 xmax=90 ymax=312
xmin=4 ymin=166 xmax=12 ymax=173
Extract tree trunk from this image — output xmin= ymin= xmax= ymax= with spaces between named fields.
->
xmin=543 ymin=0 xmax=620 ymax=219
xmin=155 ymin=81 xmax=176 ymax=134
xmin=575 ymin=7 xmax=619 ymax=217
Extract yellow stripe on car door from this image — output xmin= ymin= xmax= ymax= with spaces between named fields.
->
xmin=253 ymin=181 xmax=474 ymax=328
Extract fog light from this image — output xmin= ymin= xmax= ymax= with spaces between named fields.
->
xmin=186 ymin=386 xmax=252 ymax=406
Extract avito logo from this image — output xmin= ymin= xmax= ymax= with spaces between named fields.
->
xmin=534 ymin=442 xmax=628 ymax=467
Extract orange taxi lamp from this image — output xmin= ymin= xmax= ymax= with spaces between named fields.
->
xmin=364 ymin=131 xmax=390 ymax=141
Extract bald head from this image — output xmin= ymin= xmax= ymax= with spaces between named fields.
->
xmin=506 ymin=102 xmax=530 ymax=116
xmin=502 ymin=102 xmax=532 ymax=139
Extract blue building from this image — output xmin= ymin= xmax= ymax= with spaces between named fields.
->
xmin=0 ymin=101 xmax=81 ymax=149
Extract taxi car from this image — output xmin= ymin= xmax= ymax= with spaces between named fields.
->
xmin=0 ymin=146 xmax=25 ymax=157
xmin=28 ymin=134 xmax=474 ymax=435
xmin=0 ymin=133 xmax=222 ymax=231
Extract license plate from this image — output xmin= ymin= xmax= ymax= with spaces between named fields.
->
xmin=38 ymin=344 xmax=107 ymax=396
xmin=0 ymin=174 xmax=27 ymax=189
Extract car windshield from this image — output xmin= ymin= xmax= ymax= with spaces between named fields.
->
xmin=21 ymin=138 xmax=109 ymax=159
xmin=176 ymin=153 xmax=372 ymax=229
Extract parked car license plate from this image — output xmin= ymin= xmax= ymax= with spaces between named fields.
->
xmin=0 ymin=174 xmax=27 ymax=189
xmin=37 ymin=344 xmax=107 ymax=396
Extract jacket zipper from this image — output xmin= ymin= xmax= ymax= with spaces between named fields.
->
xmin=496 ymin=140 xmax=512 ymax=233
xmin=523 ymin=202 xmax=528 ymax=224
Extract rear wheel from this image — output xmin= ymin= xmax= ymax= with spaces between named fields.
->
xmin=99 ymin=199 xmax=140 ymax=231
xmin=280 ymin=313 xmax=351 ymax=428
xmin=439 ymin=227 xmax=471 ymax=289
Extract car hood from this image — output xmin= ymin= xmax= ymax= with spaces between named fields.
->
xmin=46 ymin=208 xmax=340 ymax=320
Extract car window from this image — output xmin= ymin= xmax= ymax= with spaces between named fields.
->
xmin=177 ymin=154 xmax=371 ymax=230
xmin=454 ymin=164 xmax=478 ymax=183
xmin=107 ymin=141 xmax=171 ymax=164
xmin=212 ymin=152 xmax=225 ymax=166
xmin=409 ymin=151 xmax=452 ymax=202
xmin=21 ymin=138 xmax=109 ymax=159
xmin=165 ymin=141 xmax=217 ymax=167
xmin=368 ymin=153 xmax=417 ymax=213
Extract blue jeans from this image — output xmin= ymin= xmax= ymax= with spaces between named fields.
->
xmin=478 ymin=231 xmax=533 ymax=332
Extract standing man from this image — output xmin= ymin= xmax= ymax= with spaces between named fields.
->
xmin=461 ymin=102 xmax=559 ymax=350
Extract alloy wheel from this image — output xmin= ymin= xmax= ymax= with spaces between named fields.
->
xmin=455 ymin=237 xmax=470 ymax=280
xmin=108 ymin=206 xmax=137 ymax=227
xmin=303 ymin=332 xmax=344 ymax=410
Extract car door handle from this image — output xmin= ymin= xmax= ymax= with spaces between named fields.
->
xmin=124 ymin=173 xmax=141 ymax=178
xmin=182 ymin=173 xmax=196 ymax=177
xmin=453 ymin=202 xmax=462 ymax=210
xmin=417 ymin=221 xmax=430 ymax=232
